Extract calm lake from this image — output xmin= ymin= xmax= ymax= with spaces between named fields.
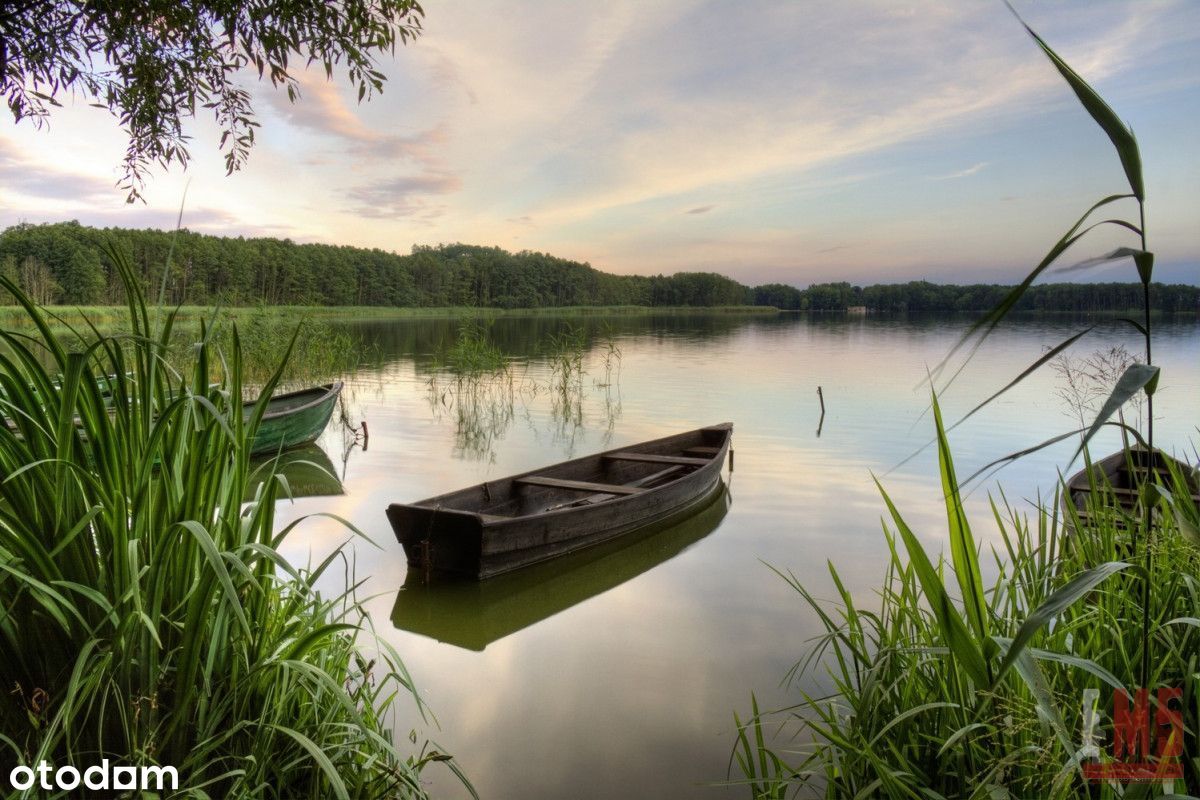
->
xmin=270 ymin=312 xmax=1199 ymax=799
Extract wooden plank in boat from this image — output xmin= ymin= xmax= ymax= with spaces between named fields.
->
xmin=683 ymin=446 xmax=720 ymax=456
xmin=515 ymin=476 xmax=646 ymax=495
xmin=544 ymin=466 xmax=686 ymax=512
xmin=602 ymin=452 xmax=709 ymax=466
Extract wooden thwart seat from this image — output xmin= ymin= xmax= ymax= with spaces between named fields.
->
xmin=515 ymin=475 xmax=645 ymax=495
xmin=603 ymin=451 xmax=708 ymax=467
xmin=541 ymin=465 xmax=685 ymax=512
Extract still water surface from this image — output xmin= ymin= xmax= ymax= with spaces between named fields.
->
xmin=271 ymin=313 xmax=1198 ymax=799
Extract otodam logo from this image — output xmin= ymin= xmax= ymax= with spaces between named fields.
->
xmin=1080 ymin=687 xmax=1185 ymax=782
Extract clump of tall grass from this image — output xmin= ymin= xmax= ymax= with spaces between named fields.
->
xmin=203 ymin=308 xmax=366 ymax=389
xmin=738 ymin=400 xmax=1198 ymax=797
xmin=440 ymin=318 xmax=509 ymax=377
xmin=739 ymin=9 xmax=1198 ymax=794
xmin=0 ymin=244 xmax=464 ymax=797
xmin=597 ymin=323 xmax=622 ymax=388
xmin=545 ymin=324 xmax=586 ymax=398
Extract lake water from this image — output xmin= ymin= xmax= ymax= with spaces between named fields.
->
xmin=269 ymin=312 xmax=1199 ymax=799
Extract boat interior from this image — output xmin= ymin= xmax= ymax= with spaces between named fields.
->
xmin=419 ymin=426 xmax=730 ymax=519
xmin=1071 ymin=449 xmax=1200 ymax=517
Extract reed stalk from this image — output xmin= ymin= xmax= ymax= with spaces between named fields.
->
xmin=0 ymin=243 xmax=467 ymax=797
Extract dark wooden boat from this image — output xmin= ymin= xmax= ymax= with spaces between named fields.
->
xmin=1062 ymin=446 xmax=1200 ymax=526
xmin=248 ymin=382 xmax=343 ymax=456
xmin=386 ymin=422 xmax=733 ymax=579
xmin=391 ymin=482 xmax=730 ymax=650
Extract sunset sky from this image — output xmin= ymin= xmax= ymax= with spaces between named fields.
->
xmin=1 ymin=0 xmax=1196 ymax=287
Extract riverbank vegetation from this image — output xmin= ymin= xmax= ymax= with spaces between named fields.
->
xmin=1 ymin=224 xmax=1195 ymax=314
xmin=0 ymin=245 xmax=464 ymax=796
xmin=738 ymin=420 xmax=1198 ymax=797
xmin=738 ymin=13 xmax=1198 ymax=799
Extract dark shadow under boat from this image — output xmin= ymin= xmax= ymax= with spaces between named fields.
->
xmin=390 ymin=480 xmax=731 ymax=651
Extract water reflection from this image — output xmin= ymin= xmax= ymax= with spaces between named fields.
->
xmin=391 ymin=482 xmax=730 ymax=650
xmin=268 ymin=312 xmax=1199 ymax=800
xmin=419 ymin=364 xmax=623 ymax=462
xmin=425 ymin=373 xmax=518 ymax=462
xmin=247 ymin=442 xmax=345 ymax=500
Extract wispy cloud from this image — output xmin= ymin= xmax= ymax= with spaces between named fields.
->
xmin=930 ymin=162 xmax=989 ymax=180
xmin=3 ymin=0 xmax=1198 ymax=285
xmin=265 ymin=74 xmax=454 ymax=164
xmin=345 ymin=173 xmax=462 ymax=220
xmin=0 ymin=141 xmax=114 ymax=203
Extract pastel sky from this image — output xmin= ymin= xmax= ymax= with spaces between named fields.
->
xmin=1 ymin=0 xmax=1197 ymax=287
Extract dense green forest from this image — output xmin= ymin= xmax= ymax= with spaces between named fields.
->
xmin=1 ymin=221 xmax=1196 ymax=312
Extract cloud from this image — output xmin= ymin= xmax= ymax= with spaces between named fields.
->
xmin=0 ymin=142 xmax=114 ymax=203
xmin=930 ymin=162 xmax=989 ymax=180
xmin=265 ymin=74 xmax=452 ymax=163
xmin=685 ymin=205 xmax=714 ymax=215
xmin=344 ymin=172 xmax=462 ymax=220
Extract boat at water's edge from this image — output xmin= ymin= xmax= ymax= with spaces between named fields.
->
xmin=386 ymin=423 xmax=733 ymax=579
xmin=1062 ymin=446 xmax=1200 ymax=527
xmin=248 ymin=381 xmax=343 ymax=456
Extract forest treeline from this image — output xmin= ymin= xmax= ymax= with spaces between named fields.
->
xmin=1 ymin=221 xmax=1196 ymax=313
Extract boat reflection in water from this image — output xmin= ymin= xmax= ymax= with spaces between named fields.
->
xmin=245 ymin=442 xmax=346 ymax=501
xmin=390 ymin=481 xmax=730 ymax=651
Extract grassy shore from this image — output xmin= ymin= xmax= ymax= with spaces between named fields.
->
xmin=0 ymin=245 xmax=467 ymax=797
xmin=0 ymin=303 xmax=779 ymax=330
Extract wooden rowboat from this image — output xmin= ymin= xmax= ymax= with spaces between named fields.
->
xmin=1062 ymin=446 xmax=1200 ymax=526
xmin=248 ymin=381 xmax=342 ymax=456
xmin=4 ymin=379 xmax=343 ymax=456
xmin=391 ymin=482 xmax=730 ymax=650
xmin=386 ymin=423 xmax=733 ymax=580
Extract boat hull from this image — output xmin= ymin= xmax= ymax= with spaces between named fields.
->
xmin=1062 ymin=447 xmax=1200 ymax=527
xmin=391 ymin=482 xmax=731 ymax=649
xmin=248 ymin=382 xmax=342 ymax=456
xmin=387 ymin=423 xmax=733 ymax=579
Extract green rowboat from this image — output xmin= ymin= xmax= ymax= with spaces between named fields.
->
xmin=248 ymin=381 xmax=343 ymax=456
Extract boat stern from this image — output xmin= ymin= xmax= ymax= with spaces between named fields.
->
xmin=386 ymin=504 xmax=485 ymax=579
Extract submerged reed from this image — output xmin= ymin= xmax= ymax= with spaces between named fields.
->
xmin=0 ymin=243 xmax=465 ymax=797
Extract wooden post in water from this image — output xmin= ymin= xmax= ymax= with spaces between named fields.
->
xmin=816 ymin=386 xmax=826 ymax=437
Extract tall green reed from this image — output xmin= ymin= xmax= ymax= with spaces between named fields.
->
xmin=739 ymin=9 xmax=1197 ymax=797
xmin=738 ymin=397 xmax=1197 ymax=797
xmin=0 ymin=243 xmax=466 ymax=797
xmin=927 ymin=1 xmax=1168 ymax=691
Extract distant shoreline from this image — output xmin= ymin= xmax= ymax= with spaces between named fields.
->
xmin=1 ymin=304 xmax=1193 ymax=331
xmin=3 ymin=223 xmax=1197 ymax=314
